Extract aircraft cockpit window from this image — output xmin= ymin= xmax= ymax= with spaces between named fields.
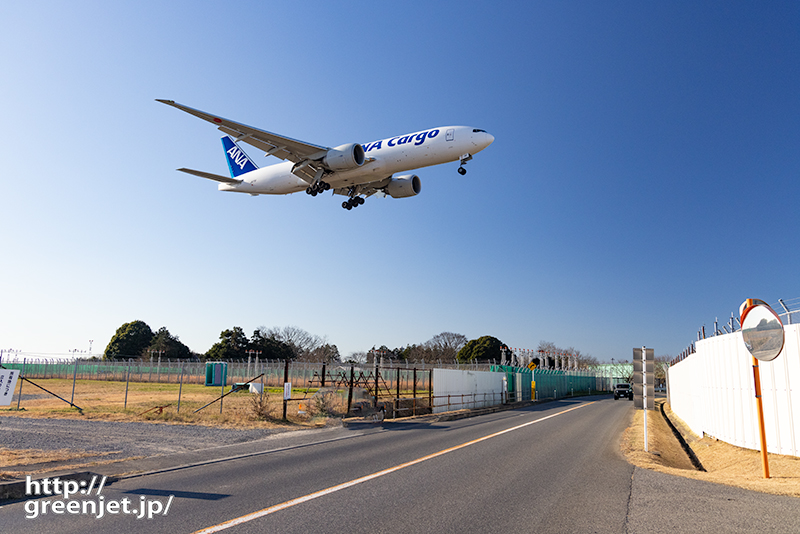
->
xmin=473 ymin=129 xmax=486 ymax=133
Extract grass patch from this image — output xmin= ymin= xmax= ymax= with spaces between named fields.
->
xmin=0 ymin=447 xmax=131 ymax=480
xmin=622 ymin=399 xmax=800 ymax=497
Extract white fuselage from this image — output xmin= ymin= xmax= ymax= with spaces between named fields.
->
xmin=218 ymin=126 xmax=494 ymax=195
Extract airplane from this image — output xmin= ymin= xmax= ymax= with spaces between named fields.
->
xmin=157 ymin=100 xmax=494 ymax=210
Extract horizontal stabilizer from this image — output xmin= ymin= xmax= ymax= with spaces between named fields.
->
xmin=177 ymin=168 xmax=242 ymax=184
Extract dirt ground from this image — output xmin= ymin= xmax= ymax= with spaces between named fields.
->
xmin=622 ymin=399 xmax=800 ymax=498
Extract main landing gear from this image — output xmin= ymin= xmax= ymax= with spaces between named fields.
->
xmin=458 ymin=153 xmax=473 ymax=175
xmin=342 ymin=196 xmax=365 ymax=210
xmin=306 ymin=181 xmax=330 ymax=196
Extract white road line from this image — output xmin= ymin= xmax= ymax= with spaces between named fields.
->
xmin=194 ymin=402 xmax=594 ymax=534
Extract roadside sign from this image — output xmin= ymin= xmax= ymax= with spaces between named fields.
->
xmin=0 ymin=369 xmax=20 ymax=406
xmin=527 ymin=362 xmax=537 ymax=371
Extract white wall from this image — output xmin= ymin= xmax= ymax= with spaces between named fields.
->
xmin=432 ymin=368 xmax=504 ymax=414
xmin=668 ymin=324 xmax=800 ymax=456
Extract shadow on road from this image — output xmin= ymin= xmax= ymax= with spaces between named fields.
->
xmin=122 ymin=488 xmax=230 ymax=501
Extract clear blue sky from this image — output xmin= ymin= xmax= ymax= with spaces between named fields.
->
xmin=1 ymin=1 xmax=798 ymax=361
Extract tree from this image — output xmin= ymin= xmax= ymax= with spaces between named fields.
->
xmin=388 ymin=344 xmax=434 ymax=363
xmin=146 ymin=327 xmax=192 ymax=360
xmin=249 ymin=328 xmax=294 ymax=360
xmin=344 ymin=351 xmax=367 ymax=364
xmin=536 ymin=341 xmax=598 ymax=370
xmin=260 ymin=325 xmax=326 ymax=360
xmin=306 ymin=343 xmax=341 ymax=363
xmin=457 ymin=335 xmax=506 ymax=363
xmin=104 ymin=320 xmax=154 ymax=360
xmin=425 ymin=332 xmax=468 ymax=362
xmin=565 ymin=347 xmax=599 ymax=369
xmin=608 ymin=359 xmax=634 ymax=382
xmin=655 ymin=354 xmax=671 ymax=388
xmin=205 ymin=327 xmax=250 ymax=360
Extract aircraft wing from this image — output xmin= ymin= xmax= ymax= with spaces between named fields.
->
xmin=177 ymin=167 xmax=242 ymax=184
xmin=157 ymin=99 xmax=328 ymax=183
xmin=332 ymin=177 xmax=393 ymax=198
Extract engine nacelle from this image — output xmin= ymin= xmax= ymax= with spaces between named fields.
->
xmin=384 ymin=174 xmax=421 ymax=199
xmin=323 ymin=143 xmax=365 ymax=171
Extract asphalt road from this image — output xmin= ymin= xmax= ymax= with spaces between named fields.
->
xmin=3 ymin=397 xmax=800 ymax=533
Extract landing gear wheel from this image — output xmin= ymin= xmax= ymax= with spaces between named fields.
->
xmin=356 ymin=196 xmax=365 ymax=205
xmin=308 ymin=181 xmax=330 ymax=196
xmin=458 ymin=167 xmax=467 ymax=175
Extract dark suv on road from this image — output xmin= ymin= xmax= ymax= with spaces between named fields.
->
xmin=613 ymin=383 xmax=633 ymax=400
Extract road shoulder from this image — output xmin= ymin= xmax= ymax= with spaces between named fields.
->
xmin=622 ymin=399 xmax=800 ymax=498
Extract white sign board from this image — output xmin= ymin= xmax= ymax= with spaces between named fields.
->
xmin=283 ymin=382 xmax=292 ymax=400
xmin=0 ymin=369 xmax=20 ymax=406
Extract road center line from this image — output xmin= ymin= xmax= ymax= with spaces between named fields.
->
xmin=194 ymin=401 xmax=595 ymax=534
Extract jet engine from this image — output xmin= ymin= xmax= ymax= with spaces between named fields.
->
xmin=323 ymin=143 xmax=366 ymax=170
xmin=384 ymin=174 xmax=421 ymax=198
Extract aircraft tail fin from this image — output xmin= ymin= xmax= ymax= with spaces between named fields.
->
xmin=222 ymin=136 xmax=258 ymax=177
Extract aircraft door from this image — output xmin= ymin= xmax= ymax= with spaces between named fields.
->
xmin=446 ymin=128 xmax=455 ymax=142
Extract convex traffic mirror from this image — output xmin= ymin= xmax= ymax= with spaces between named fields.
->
xmin=741 ymin=303 xmax=785 ymax=362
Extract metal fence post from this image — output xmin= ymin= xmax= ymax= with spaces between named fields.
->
xmin=70 ymin=359 xmax=78 ymax=405
xmin=345 ymin=365 xmax=353 ymax=414
xmin=220 ymin=365 xmax=226 ymax=415
xmin=282 ymin=359 xmax=289 ymax=420
xmin=429 ymin=368 xmax=433 ymax=413
xmin=373 ymin=364 xmax=379 ymax=408
xmin=124 ymin=361 xmax=131 ymax=410
xmin=413 ymin=368 xmax=417 ymax=416
xmin=16 ymin=358 xmax=26 ymax=410
xmin=177 ymin=365 xmax=184 ymax=413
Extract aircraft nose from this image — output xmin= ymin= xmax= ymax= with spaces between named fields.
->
xmin=478 ymin=131 xmax=494 ymax=149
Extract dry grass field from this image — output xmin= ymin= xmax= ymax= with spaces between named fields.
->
xmin=2 ymin=378 xmax=338 ymax=427
xmin=622 ymin=399 xmax=800 ymax=497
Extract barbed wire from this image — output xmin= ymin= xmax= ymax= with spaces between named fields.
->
xmin=671 ymin=296 xmax=799 ymax=366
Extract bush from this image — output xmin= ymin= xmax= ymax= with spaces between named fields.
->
xmin=250 ymin=393 xmax=277 ymax=421
xmin=308 ymin=388 xmax=345 ymax=417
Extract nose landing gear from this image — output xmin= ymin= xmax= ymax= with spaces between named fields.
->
xmin=458 ymin=153 xmax=473 ymax=175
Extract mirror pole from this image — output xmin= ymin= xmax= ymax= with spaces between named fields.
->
xmin=751 ymin=355 xmax=770 ymax=478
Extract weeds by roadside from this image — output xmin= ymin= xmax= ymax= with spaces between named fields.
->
xmin=307 ymin=388 xmax=346 ymax=417
xmin=250 ymin=393 xmax=279 ymax=421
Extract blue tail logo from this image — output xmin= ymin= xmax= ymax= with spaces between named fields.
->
xmin=221 ymin=136 xmax=258 ymax=177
